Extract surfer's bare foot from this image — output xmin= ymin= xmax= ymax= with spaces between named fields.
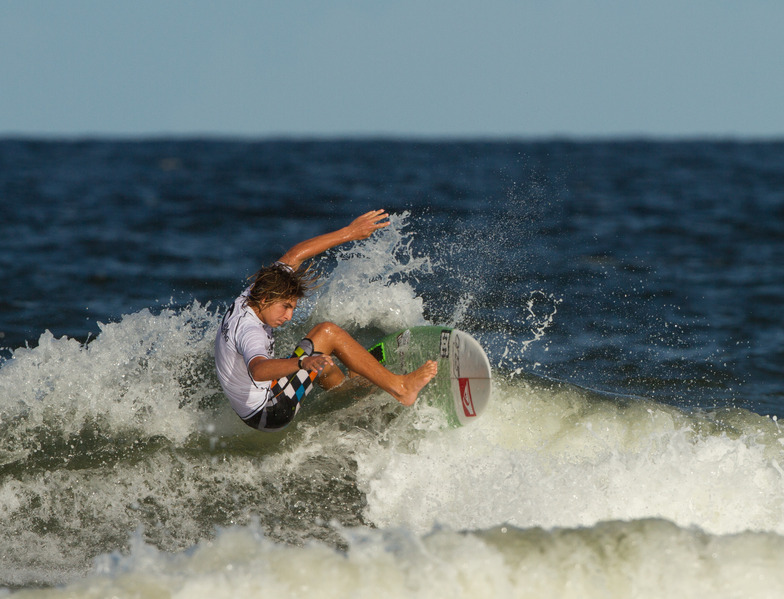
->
xmin=395 ymin=360 xmax=438 ymax=406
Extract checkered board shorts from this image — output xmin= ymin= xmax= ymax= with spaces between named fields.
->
xmin=242 ymin=338 xmax=319 ymax=432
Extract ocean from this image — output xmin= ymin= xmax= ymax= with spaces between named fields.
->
xmin=1 ymin=138 xmax=783 ymax=597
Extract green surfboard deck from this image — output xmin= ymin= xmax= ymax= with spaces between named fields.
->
xmin=369 ymin=326 xmax=492 ymax=427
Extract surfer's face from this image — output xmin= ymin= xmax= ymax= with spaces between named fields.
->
xmin=257 ymin=297 xmax=298 ymax=328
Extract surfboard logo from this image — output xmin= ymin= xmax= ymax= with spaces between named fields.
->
xmin=459 ymin=378 xmax=476 ymax=417
xmin=439 ymin=330 xmax=450 ymax=358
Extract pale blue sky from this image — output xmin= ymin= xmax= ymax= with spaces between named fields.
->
xmin=2 ymin=0 xmax=782 ymax=138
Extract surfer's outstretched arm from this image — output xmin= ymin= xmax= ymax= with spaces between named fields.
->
xmin=277 ymin=210 xmax=390 ymax=270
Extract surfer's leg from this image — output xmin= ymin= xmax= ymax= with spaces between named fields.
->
xmin=311 ymin=357 xmax=347 ymax=390
xmin=306 ymin=322 xmax=438 ymax=406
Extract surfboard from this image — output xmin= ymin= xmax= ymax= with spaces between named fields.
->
xmin=368 ymin=326 xmax=491 ymax=426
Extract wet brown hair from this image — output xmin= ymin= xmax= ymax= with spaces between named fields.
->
xmin=244 ymin=263 xmax=320 ymax=311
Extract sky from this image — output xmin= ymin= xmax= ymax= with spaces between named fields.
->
xmin=1 ymin=0 xmax=783 ymax=139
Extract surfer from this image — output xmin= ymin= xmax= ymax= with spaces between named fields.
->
xmin=214 ymin=209 xmax=438 ymax=431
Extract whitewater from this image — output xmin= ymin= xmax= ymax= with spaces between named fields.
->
xmin=3 ymin=217 xmax=784 ymax=598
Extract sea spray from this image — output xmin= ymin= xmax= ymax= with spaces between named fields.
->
xmin=304 ymin=212 xmax=432 ymax=336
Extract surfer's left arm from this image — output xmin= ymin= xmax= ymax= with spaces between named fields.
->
xmin=277 ymin=210 xmax=390 ymax=270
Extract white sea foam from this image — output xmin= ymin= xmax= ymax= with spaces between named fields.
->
xmin=355 ymin=378 xmax=784 ymax=537
xmin=0 ymin=302 xmax=219 ymax=447
xmin=10 ymin=520 xmax=784 ymax=599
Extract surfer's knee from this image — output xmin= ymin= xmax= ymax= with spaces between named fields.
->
xmin=315 ymin=363 xmax=346 ymax=390
xmin=307 ymin=321 xmax=345 ymax=340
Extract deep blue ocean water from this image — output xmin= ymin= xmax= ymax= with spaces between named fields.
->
xmin=1 ymin=139 xmax=783 ymax=596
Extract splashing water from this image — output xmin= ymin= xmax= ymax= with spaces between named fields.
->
xmin=304 ymin=212 xmax=434 ymax=335
xmin=4 ymin=213 xmax=784 ymax=594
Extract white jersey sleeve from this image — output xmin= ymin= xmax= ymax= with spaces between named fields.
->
xmin=214 ymin=289 xmax=276 ymax=419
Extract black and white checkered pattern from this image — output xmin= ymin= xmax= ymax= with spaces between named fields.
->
xmin=242 ymin=338 xmax=319 ymax=431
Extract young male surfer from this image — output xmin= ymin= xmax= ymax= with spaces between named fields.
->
xmin=214 ymin=209 xmax=438 ymax=431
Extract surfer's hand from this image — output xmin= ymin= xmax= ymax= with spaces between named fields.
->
xmin=302 ymin=355 xmax=334 ymax=374
xmin=345 ymin=210 xmax=390 ymax=240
